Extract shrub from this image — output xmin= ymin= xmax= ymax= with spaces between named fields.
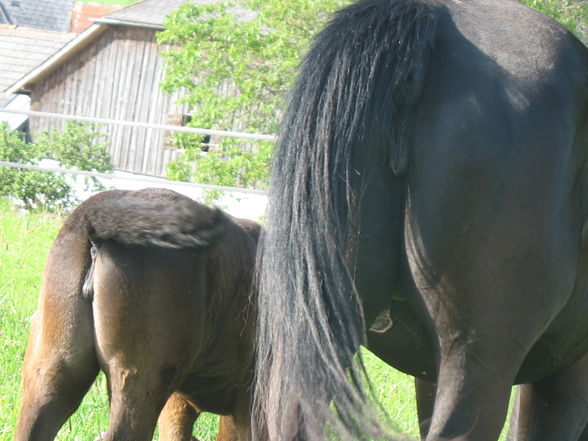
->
xmin=0 ymin=122 xmax=112 ymax=211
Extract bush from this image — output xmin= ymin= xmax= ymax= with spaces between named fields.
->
xmin=36 ymin=121 xmax=112 ymax=192
xmin=0 ymin=122 xmax=112 ymax=211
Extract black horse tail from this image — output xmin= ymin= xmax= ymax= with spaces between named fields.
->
xmin=254 ymin=1 xmax=436 ymax=440
xmin=82 ymin=188 xmax=229 ymax=249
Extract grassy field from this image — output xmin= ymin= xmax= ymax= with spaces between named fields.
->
xmin=0 ymin=198 xmax=424 ymax=440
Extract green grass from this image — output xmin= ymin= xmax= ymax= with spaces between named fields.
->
xmin=0 ymin=201 xmax=112 ymax=440
xmin=0 ymin=199 xmax=62 ymax=439
xmin=0 ymin=198 xmax=514 ymax=440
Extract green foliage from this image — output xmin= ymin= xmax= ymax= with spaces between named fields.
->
xmin=521 ymin=0 xmax=587 ymax=42
xmin=167 ymin=138 xmax=271 ymax=188
xmin=158 ymin=0 xmax=348 ymax=195
xmin=0 ymin=122 xmax=112 ymax=212
xmin=158 ymin=0 xmax=349 ymax=133
xmin=36 ymin=121 xmax=112 ymax=192
xmin=0 ymin=125 xmax=72 ymax=211
xmin=166 ymin=137 xmax=271 ymax=202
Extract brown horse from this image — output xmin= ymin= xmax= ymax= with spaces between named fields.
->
xmin=15 ymin=188 xmax=260 ymax=441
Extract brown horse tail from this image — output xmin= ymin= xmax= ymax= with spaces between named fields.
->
xmin=76 ymin=188 xmax=229 ymax=298
xmin=82 ymin=188 xmax=230 ymax=250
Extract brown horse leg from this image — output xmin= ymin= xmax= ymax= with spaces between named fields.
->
xmin=415 ymin=378 xmax=436 ymax=440
xmin=101 ymin=344 xmax=182 ymax=440
xmin=159 ymin=393 xmax=201 ymax=441
xmin=102 ymin=372 xmax=170 ymax=441
xmin=158 ymin=396 xmax=240 ymax=441
xmin=217 ymin=416 xmax=239 ymax=441
xmin=506 ymin=353 xmax=588 ymax=441
xmin=15 ymin=235 xmax=99 ymax=441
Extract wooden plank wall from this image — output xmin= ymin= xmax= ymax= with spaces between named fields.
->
xmin=28 ymin=26 xmax=189 ymax=176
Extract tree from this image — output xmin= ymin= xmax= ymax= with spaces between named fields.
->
xmin=158 ymin=0 xmax=586 ymax=192
xmin=157 ymin=0 xmax=347 ymax=194
xmin=158 ymin=0 xmax=347 ymax=135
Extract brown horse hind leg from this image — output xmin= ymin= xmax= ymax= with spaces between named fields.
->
xmin=158 ymin=393 xmax=245 ymax=441
xmin=159 ymin=393 xmax=201 ymax=441
xmin=216 ymin=416 xmax=239 ymax=441
xmin=15 ymin=232 xmax=100 ymax=441
xmin=158 ymin=395 xmax=239 ymax=441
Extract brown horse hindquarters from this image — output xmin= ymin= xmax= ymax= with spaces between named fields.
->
xmin=15 ymin=189 xmax=259 ymax=441
xmin=91 ymin=244 xmax=209 ymax=440
xmin=90 ymin=221 xmax=257 ymax=440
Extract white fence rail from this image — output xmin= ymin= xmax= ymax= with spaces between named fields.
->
xmin=0 ymin=109 xmax=273 ymax=197
xmin=0 ymin=108 xmax=276 ymax=141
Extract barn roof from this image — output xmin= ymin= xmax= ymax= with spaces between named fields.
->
xmin=5 ymin=0 xmax=258 ymax=97
xmin=94 ymin=0 xmax=255 ymax=30
xmin=0 ymin=24 xmax=75 ymax=104
xmin=5 ymin=23 xmax=106 ymax=96
xmin=94 ymin=0 xmax=194 ymax=30
xmin=0 ymin=0 xmax=75 ymax=32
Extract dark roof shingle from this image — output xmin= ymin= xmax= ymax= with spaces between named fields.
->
xmin=0 ymin=24 xmax=75 ymax=94
xmin=0 ymin=0 xmax=75 ymax=32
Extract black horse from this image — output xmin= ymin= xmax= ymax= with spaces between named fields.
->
xmin=253 ymin=1 xmax=588 ymax=441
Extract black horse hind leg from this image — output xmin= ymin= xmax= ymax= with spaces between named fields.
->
xmin=406 ymin=147 xmax=582 ymax=441
xmin=580 ymin=424 xmax=588 ymax=441
xmin=15 ymin=233 xmax=99 ymax=441
xmin=506 ymin=352 xmax=588 ymax=441
xmin=415 ymin=378 xmax=436 ymax=440
xmin=406 ymin=86 xmax=583 ymax=441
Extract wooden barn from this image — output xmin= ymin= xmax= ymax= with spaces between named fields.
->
xmin=0 ymin=25 xmax=75 ymax=129
xmin=7 ymin=0 xmax=213 ymax=177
